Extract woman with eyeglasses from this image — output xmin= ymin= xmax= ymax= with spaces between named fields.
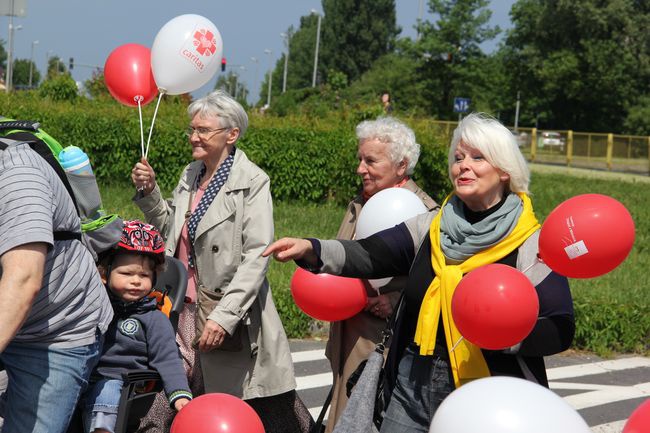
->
xmin=131 ymin=90 xmax=313 ymax=433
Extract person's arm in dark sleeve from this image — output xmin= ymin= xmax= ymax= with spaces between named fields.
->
xmin=146 ymin=314 xmax=192 ymax=407
xmin=518 ymin=271 xmax=575 ymax=356
xmin=297 ymin=222 xmax=416 ymax=279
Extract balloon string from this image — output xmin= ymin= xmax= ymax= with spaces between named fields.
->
xmin=521 ymin=255 xmax=545 ymax=275
xmin=145 ymin=91 xmax=165 ymax=159
xmin=138 ymin=99 xmax=145 ymax=158
xmin=450 ymin=336 xmax=464 ymax=352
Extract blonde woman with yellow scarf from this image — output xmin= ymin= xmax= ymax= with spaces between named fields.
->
xmin=263 ymin=113 xmax=575 ymax=433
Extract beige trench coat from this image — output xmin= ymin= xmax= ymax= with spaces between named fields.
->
xmin=324 ymin=179 xmax=438 ymax=432
xmin=134 ymin=148 xmax=296 ymax=400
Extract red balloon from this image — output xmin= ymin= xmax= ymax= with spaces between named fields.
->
xmin=104 ymin=43 xmax=158 ymax=107
xmin=622 ymin=398 xmax=650 ymax=433
xmin=171 ymin=393 xmax=264 ymax=433
xmin=539 ymin=194 xmax=635 ymax=279
xmin=451 ymin=264 xmax=539 ymax=350
xmin=291 ymin=267 xmax=368 ymax=322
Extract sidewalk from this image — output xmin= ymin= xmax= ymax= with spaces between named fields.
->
xmin=529 ymin=163 xmax=650 ymax=183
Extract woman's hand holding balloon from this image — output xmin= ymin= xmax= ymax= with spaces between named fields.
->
xmin=131 ymin=158 xmax=156 ymax=195
xmin=263 ymin=238 xmax=316 ymax=264
xmin=365 ymin=294 xmax=393 ymax=319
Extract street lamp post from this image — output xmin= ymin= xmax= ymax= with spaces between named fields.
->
xmin=280 ymin=32 xmax=290 ymax=93
xmin=264 ymin=49 xmax=272 ymax=108
xmin=45 ymin=50 xmax=54 ymax=78
xmin=5 ymin=23 xmax=23 ymax=92
xmin=250 ymin=56 xmax=259 ymax=103
xmin=311 ymin=9 xmax=322 ymax=88
xmin=417 ymin=0 xmax=425 ymax=41
xmin=237 ymin=65 xmax=246 ymax=101
xmin=231 ymin=73 xmax=238 ymax=98
xmin=29 ymin=40 xmax=39 ymax=88
xmin=514 ymin=91 xmax=521 ymax=132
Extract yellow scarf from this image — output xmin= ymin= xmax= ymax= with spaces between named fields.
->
xmin=413 ymin=192 xmax=539 ymax=388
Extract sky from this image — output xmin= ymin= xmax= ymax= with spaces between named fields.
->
xmin=3 ymin=0 xmax=516 ymax=104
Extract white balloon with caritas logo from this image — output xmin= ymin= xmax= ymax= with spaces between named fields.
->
xmin=151 ymin=14 xmax=223 ymax=95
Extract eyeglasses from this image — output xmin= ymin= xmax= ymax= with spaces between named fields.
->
xmin=185 ymin=126 xmax=229 ymax=139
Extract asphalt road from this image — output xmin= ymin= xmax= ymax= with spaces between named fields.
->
xmin=290 ymin=339 xmax=650 ymax=433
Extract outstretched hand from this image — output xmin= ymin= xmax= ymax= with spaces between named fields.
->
xmin=262 ymin=238 xmax=316 ymax=264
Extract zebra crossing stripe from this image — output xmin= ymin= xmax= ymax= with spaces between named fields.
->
xmin=546 ymin=357 xmax=650 ymax=380
xmin=296 ymin=372 xmax=331 ymax=390
xmin=559 ymin=382 xmax=650 ymax=410
xmin=291 ymin=349 xmax=326 ymax=363
xmin=292 ymin=349 xmax=649 ymax=432
xmin=590 ymin=420 xmax=626 ymax=433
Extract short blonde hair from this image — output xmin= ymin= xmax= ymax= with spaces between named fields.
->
xmin=448 ymin=112 xmax=530 ymax=193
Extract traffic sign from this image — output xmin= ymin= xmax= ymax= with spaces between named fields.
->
xmin=453 ymin=97 xmax=471 ymax=113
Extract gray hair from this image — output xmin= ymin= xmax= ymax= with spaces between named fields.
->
xmin=187 ymin=89 xmax=248 ymax=139
xmin=355 ymin=116 xmax=421 ymax=175
xmin=448 ymin=112 xmax=530 ymax=194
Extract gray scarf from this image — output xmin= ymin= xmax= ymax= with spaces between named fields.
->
xmin=440 ymin=193 xmax=522 ymax=261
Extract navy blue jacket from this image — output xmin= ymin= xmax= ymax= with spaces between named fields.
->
xmin=94 ymin=294 xmax=192 ymax=406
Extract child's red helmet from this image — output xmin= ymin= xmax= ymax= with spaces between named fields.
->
xmin=117 ymin=220 xmax=165 ymax=265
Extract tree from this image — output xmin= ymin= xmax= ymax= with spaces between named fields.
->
xmin=39 ymin=73 xmax=78 ymax=101
xmin=412 ymin=0 xmax=501 ymax=118
xmin=284 ymin=18 xmax=320 ymax=91
xmin=319 ymin=0 xmax=400 ymax=84
xmin=84 ymin=70 xmax=111 ymax=100
xmin=0 ymin=39 xmax=7 ymax=78
xmin=503 ymin=0 xmax=650 ymax=132
xmin=46 ymin=56 xmax=68 ymax=80
xmin=214 ymin=71 xmax=249 ymax=106
xmin=257 ymin=19 xmax=316 ymax=105
xmin=345 ymin=52 xmax=428 ymax=114
xmin=11 ymin=58 xmax=41 ymax=88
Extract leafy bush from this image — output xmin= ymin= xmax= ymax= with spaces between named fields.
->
xmin=240 ymin=126 xmax=360 ymax=204
xmin=573 ymin=300 xmax=650 ymax=355
xmin=39 ymin=74 xmax=79 ymax=102
xmin=0 ymin=93 xmax=448 ymax=204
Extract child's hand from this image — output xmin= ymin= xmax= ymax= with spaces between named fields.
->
xmin=174 ymin=397 xmax=191 ymax=411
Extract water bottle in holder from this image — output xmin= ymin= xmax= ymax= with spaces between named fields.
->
xmin=58 ymin=146 xmax=102 ymax=221
xmin=59 ymin=146 xmax=94 ymax=176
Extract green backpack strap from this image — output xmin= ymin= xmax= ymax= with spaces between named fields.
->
xmin=0 ymin=119 xmax=64 ymax=157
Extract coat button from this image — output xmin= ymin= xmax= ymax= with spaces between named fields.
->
xmin=212 ymin=245 xmax=219 ymax=252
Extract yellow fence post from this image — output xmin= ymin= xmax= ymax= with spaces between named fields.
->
xmin=566 ymin=130 xmax=573 ymax=167
xmin=531 ymin=128 xmax=537 ymax=161
xmin=606 ymin=133 xmax=614 ymax=171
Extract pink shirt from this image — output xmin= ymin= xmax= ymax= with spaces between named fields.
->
xmin=175 ymin=186 xmax=206 ymax=303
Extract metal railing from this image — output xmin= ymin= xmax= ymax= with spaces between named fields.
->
xmin=424 ymin=120 xmax=650 ymax=176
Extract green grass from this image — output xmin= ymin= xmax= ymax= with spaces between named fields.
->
xmin=99 ymin=172 xmax=649 ymax=355
xmin=528 ymin=171 xmax=650 ymax=355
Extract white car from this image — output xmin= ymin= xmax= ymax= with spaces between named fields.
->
xmin=538 ymin=131 xmax=565 ymax=150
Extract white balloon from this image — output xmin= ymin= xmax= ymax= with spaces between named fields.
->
xmin=356 ymin=188 xmax=428 ymax=240
xmin=429 ymin=377 xmax=591 ymax=433
xmin=151 ymin=14 xmax=223 ymax=95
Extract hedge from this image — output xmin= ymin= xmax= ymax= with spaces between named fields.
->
xmin=0 ymin=92 xmax=451 ymax=204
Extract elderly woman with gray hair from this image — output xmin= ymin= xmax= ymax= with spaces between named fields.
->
xmin=131 ymin=90 xmax=313 ymax=432
xmin=323 ymin=116 xmax=438 ymax=432
xmin=264 ymin=113 xmax=575 ymax=433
